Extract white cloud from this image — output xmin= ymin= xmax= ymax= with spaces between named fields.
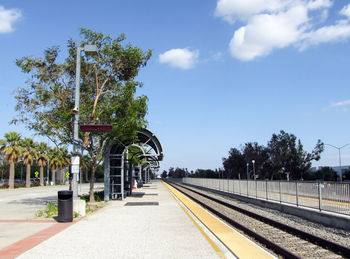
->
xmin=215 ymin=0 xmax=289 ymax=24
xmin=159 ymin=48 xmax=199 ymax=69
xmin=331 ymin=99 xmax=350 ymax=107
xmin=215 ymin=0 xmax=350 ymax=61
xmin=307 ymin=0 xmax=332 ymax=10
xmin=0 ymin=6 xmax=21 ymax=33
xmin=230 ymin=5 xmax=308 ymax=60
xmin=340 ymin=4 xmax=350 ymax=20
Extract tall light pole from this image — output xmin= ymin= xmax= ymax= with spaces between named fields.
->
xmin=252 ymin=160 xmax=256 ymax=180
xmin=72 ymin=44 xmax=98 ymax=199
xmin=246 ymin=162 xmax=249 ymax=179
xmin=325 ymin=143 xmax=350 ymax=182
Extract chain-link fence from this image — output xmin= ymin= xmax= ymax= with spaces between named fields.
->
xmin=182 ymin=178 xmax=350 ymax=215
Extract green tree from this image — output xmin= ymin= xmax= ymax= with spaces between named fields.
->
xmin=36 ymin=142 xmax=49 ymax=186
xmin=13 ymin=28 xmax=151 ymax=201
xmin=21 ymin=138 xmax=38 ymax=187
xmin=342 ymin=170 xmax=350 ymax=181
xmin=1 ymin=132 xmax=22 ymax=188
xmin=267 ymin=130 xmax=324 ymax=180
xmin=241 ymin=142 xmax=269 ymax=179
xmin=161 ymin=170 xmax=168 ymax=179
xmin=222 ymin=148 xmax=245 ymax=179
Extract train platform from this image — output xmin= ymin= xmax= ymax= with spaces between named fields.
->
xmin=2 ymin=180 xmax=274 ymax=259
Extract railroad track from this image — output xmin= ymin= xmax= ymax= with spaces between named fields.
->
xmin=167 ymin=181 xmax=350 ymax=259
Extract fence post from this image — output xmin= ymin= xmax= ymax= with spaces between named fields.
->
xmin=318 ymin=182 xmax=322 ymax=211
xmin=279 ymin=181 xmax=282 ymax=203
xmin=266 ymin=180 xmax=268 ymax=200
xmin=296 ymin=181 xmax=299 ymax=207
xmin=247 ymin=179 xmax=249 ymax=197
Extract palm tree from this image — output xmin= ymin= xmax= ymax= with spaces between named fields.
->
xmin=49 ymin=148 xmax=60 ymax=185
xmin=21 ymin=138 xmax=38 ymax=188
xmin=36 ymin=142 xmax=49 ymax=186
xmin=58 ymin=148 xmax=70 ymax=184
xmin=1 ymin=132 xmax=22 ymax=188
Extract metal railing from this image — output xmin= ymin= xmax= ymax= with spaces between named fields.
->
xmin=182 ymin=178 xmax=350 ymax=216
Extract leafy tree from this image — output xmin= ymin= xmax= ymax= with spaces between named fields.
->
xmin=36 ymin=142 xmax=49 ymax=186
xmin=13 ymin=28 xmax=151 ymax=201
xmin=161 ymin=170 xmax=168 ymax=178
xmin=191 ymin=169 xmax=219 ymax=178
xmin=20 ymin=138 xmax=38 ymax=187
xmin=267 ymin=130 xmax=324 ymax=180
xmin=222 ymin=148 xmax=245 ymax=179
xmin=1 ymin=132 xmax=22 ymax=188
xmin=314 ymin=167 xmax=337 ymax=181
xmin=241 ymin=142 xmax=269 ymax=179
xmin=342 ymin=170 xmax=350 ymax=181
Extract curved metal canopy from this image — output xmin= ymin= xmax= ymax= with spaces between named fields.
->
xmin=108 ymin=128 xmax=163 ymax=161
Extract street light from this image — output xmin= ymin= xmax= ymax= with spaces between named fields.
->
xmin=246 ymin=162 xmax=249 ymax=179
xmin=252 ymin=160 xmax=255 ymax=180
xmin=72 ymin=44 xmax=98 ymax=199
xmin=325 ymin=143 xmax=350 ymax=182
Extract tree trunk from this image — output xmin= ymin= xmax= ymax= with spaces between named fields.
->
xmin=40 ymin=166 xmax=44 ymax=186
xmin=9 ymin=162 xmax=14 ymax=189
xmin=89 ymin=165 xmax=97 ymax=202
xmin=51 ymin=169 xmax=55 ymax=185
xmin=26 ymin=164 xmax=31 ymax=188
xmin=60 ymin=169 xmax=64 ymax=184
xmin=85 ymin=169 xmax=89 ymax=183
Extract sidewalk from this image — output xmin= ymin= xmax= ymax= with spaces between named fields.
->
xmin=11 ymin=181 xmax=222 ymax=259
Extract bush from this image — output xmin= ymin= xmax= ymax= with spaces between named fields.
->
xmin=80 ymin=191 xmax=104 ymax=202
xmin=31 ymin=181 xmax=41 ymax=187
xmin=0 ymin=182 xmax=26 ymax=189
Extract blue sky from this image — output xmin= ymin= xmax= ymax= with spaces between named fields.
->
xmin=1 ymin=0 xmax=350 ymax=173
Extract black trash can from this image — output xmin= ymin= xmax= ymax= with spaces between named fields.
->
xmin=57 ymin=190 xmax=73 ymax=222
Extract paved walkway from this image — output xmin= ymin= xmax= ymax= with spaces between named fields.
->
xmin=2 ymin=181 xmax=226 ymax=259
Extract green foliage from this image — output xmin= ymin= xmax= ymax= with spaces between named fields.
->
xmin=222 ymin=130 xmax=325 ymax=180
xmin=161 ymin=170 xmax=168 ymax=178
xmin=13 ymin=28 xmax=151 ymax=201
xmin=1 ymin=132 xmax=22 ymax=163
xmin=342 ymin=170 xmax=350 ymax=181
xmin=167 ymin=167 xmax=187 ymax=178
xmin=35 ymin=202 xmax=58 ymax=218
xmin=80 ymin=191 xmax=104 ymax=202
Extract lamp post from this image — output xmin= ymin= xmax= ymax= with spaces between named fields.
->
xmin=325 ymin=143 xmax=350 ymax=182
xmin=246 ymin=162 xmax=249 ymax=179
xmin=72 ymin=44 xmax=98 ymax=199
xmin=252 ymin=160 xmax=256 ymax=180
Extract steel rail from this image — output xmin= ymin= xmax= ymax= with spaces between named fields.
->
xmin=167 ymin=181 xmax=300 ymax=258
xmin=168 ymin=181 xmax=350 ymax=258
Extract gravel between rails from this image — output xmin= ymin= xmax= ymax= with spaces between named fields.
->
xmin=175 ymin=183 xmax=349 ymax=259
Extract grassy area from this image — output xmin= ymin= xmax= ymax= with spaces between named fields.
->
xmin=35 ymin=191 xmax=108 ymax=219
xmin=35 ymin=201 xmax=58 ymax=218
xmin=80 ymin=191 xmax=107 ymax=215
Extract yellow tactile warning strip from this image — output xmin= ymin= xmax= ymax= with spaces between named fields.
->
xmin=163 ymin=181 xmax=275 ymax=259
xmin=168 ymin=185 xmax=226 ymax=259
